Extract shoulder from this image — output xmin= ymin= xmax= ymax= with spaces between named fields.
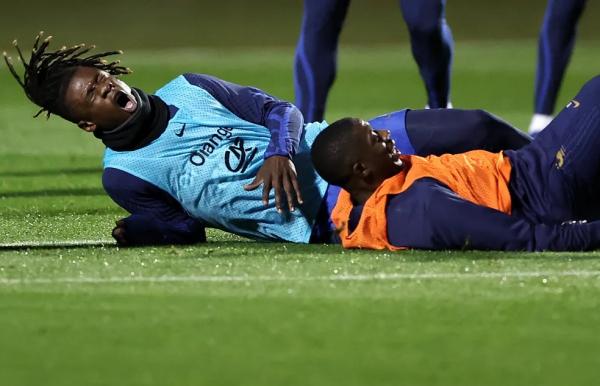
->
xmin=154 ymin=74 xmax=217 ymax=97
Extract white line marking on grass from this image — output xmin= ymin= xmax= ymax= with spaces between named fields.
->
xmin=0 ymin=240 xmax=115 ymax=249
xmin=1 ymin=270 xmax=600 ymax=285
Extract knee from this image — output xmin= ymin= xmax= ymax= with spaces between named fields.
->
xmin=469 ymin=109 xmax=496 ymax=130
xmin=403 ymin=3 xmax=444 ymax=37
xmin=405 ymin=17 xmax=441 ymax=38
xmin=543 ymin=2 xmax=585 ymax=28
xmin=303 ymin=0 xmax=348 ymax=27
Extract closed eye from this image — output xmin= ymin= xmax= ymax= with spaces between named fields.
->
xmin=86 ymin=73 xmax=101 ymax=101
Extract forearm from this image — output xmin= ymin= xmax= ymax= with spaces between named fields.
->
xmin=387 ymin=181 xmax=600 ymax=252
xmin=103 ymin=168 xmax=206 ymax=246
xmin=121 ymin=214 xmax=206 ymax=245
xmin=264 ymin=102 xmax=304 ymax=158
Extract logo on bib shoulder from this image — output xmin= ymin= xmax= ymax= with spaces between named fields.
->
xmin=566 ymin=100 xmax=581 ymax=109
xmin=175 ymin=123 xmax=186 ymax=137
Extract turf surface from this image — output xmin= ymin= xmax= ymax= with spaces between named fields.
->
xmin=2 ymin=42 xmax=600 ymax=385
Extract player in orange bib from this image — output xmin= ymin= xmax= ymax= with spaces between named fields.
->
xmin=311 ymin=75 xmax=600 ymax=251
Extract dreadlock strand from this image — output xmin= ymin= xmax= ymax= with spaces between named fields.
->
xmin=69 ymin=45 xmax=95 ymax=59
xmin=32 ymin=108 xmax=46 ymax=118
xmin=37 ymin=35 xmax=53 ymax=54
xmin=13 ymin=42 xmax=29 ymax=70
xmin=53 ymin=44 xmax=85 ymax=59
xmin=3 ymin=53 xmax=25 ymax=88
xmin=83 ymin=50 xmax=124 ymax=61
xmin=31 ymin=31 xmax=43 ymax=51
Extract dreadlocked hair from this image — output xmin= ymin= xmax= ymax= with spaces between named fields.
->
xmin=3 ymin=31 xmax=132 ymax=119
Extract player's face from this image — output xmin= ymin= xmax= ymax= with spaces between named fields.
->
xmin=352 ymin=119 xmax=403 ymax=180
xmin=63 ymin=66 xmax=138 ymax=132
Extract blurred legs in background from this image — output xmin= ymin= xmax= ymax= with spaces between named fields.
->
xmin=529 ymin=0 xmax=586 ymax=135
xmin=294 ymin=0 xmax=453 ymax=122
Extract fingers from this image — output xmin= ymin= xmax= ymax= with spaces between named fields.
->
xmin=290 ymin=170 xmax=303 ymax=206
xmin=271 ymin=174 xmax=284 ymax=212
xmin=246 ymin=158 xmax=304 ymax=213
xmin=283 ymin=173 xmax=294 ymax=212
xmin=262 ymin=178 xmax=273 ymax=207
xmin=243 ymin=176 xmax=262 ymax=191
xmin=282 ymin=162 xmax=302 ymax=211
xmin=112 ymin=220 xmax=128 ymax=246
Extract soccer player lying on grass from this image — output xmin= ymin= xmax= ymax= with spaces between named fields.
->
xmin=4 ymin=33 xmax=530 ymax=246
xmin=310 ymin=75 xmax=600 ymax=251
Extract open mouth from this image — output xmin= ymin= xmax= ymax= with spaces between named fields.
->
xmin=115 ymin=90 xmax=138 ymax=113
xmin=386 ymin=142 xmax=402 ymax=165
xmin=386 ymin=141 xmax=400 ymax=156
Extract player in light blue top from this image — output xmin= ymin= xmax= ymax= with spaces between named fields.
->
xmin=103 ymin=74 xmax=330 ymax=243
xmin=5 ymin=34 xmax=531 ymax=245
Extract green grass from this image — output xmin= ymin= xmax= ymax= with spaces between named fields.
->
xmin=2 ymin=41 xmax=600 ymax=385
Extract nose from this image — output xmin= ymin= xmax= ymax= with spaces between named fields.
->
xmin=99 ymin=79 xmax=113 ymax=98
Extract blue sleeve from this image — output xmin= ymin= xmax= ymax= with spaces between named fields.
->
xmin=386 ymin=179 xmax=600 ymax=251
xmin=183 ymin=73 xmax=304 ymax=159
xmin=102 ymin=168 xmax=206 ymax=245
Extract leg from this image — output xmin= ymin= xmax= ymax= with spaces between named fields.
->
xmin=294 ymin=0 xmax=351 ymax=122
xmin=404 ymin=109 xmax=531 ymax=156
xmin=530 ymin=0 xmax=586 ymax=133
xmin=511 ymin=75 xmax=600 ymax=222
xmin=399 ymin=0 xmax=453 ymax=108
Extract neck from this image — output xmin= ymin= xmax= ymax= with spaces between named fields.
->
xmin=94 ymin=88 xmax=170 ymax=151
xmin=347 ymin=181 xmax=379 ymax=206
xmin=346 ymin=164 xmax=405 ymax=205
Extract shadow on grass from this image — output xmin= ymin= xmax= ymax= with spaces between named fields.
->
xmin=0 ymin=187 xmax=105 ymax=198
xmin=0 ymin=167 xmax=102 ymax=178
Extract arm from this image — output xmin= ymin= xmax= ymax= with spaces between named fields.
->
xmin=405 ymin=109 xmax=532 ymax=156
xmin=183 ymin=73 xmax=305 ymax=211
xmin=103 ymin=168 xmax=206 ymax=246
xmin=387 ymin=179 xmax=600 ymax=251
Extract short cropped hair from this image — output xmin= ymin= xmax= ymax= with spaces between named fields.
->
xmin=311 ymin=117 xmax=359 ymax=187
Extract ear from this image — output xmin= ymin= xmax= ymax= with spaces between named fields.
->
xmin=352 ymin=162 xmax=371 ymax=179
xmin=77 ymin=121 xmax=96 ymax=133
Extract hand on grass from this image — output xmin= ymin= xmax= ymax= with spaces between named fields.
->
xmin=112 ymin=219 xmax=128 ymax=246
xmin=243 ymin=155 xmax=303 ymax=213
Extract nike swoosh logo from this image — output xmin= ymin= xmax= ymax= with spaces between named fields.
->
xmin=175 ymin=123 xmax=186 ymax=137
xmin=567 ymin=100 xmax=581 ymax=109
